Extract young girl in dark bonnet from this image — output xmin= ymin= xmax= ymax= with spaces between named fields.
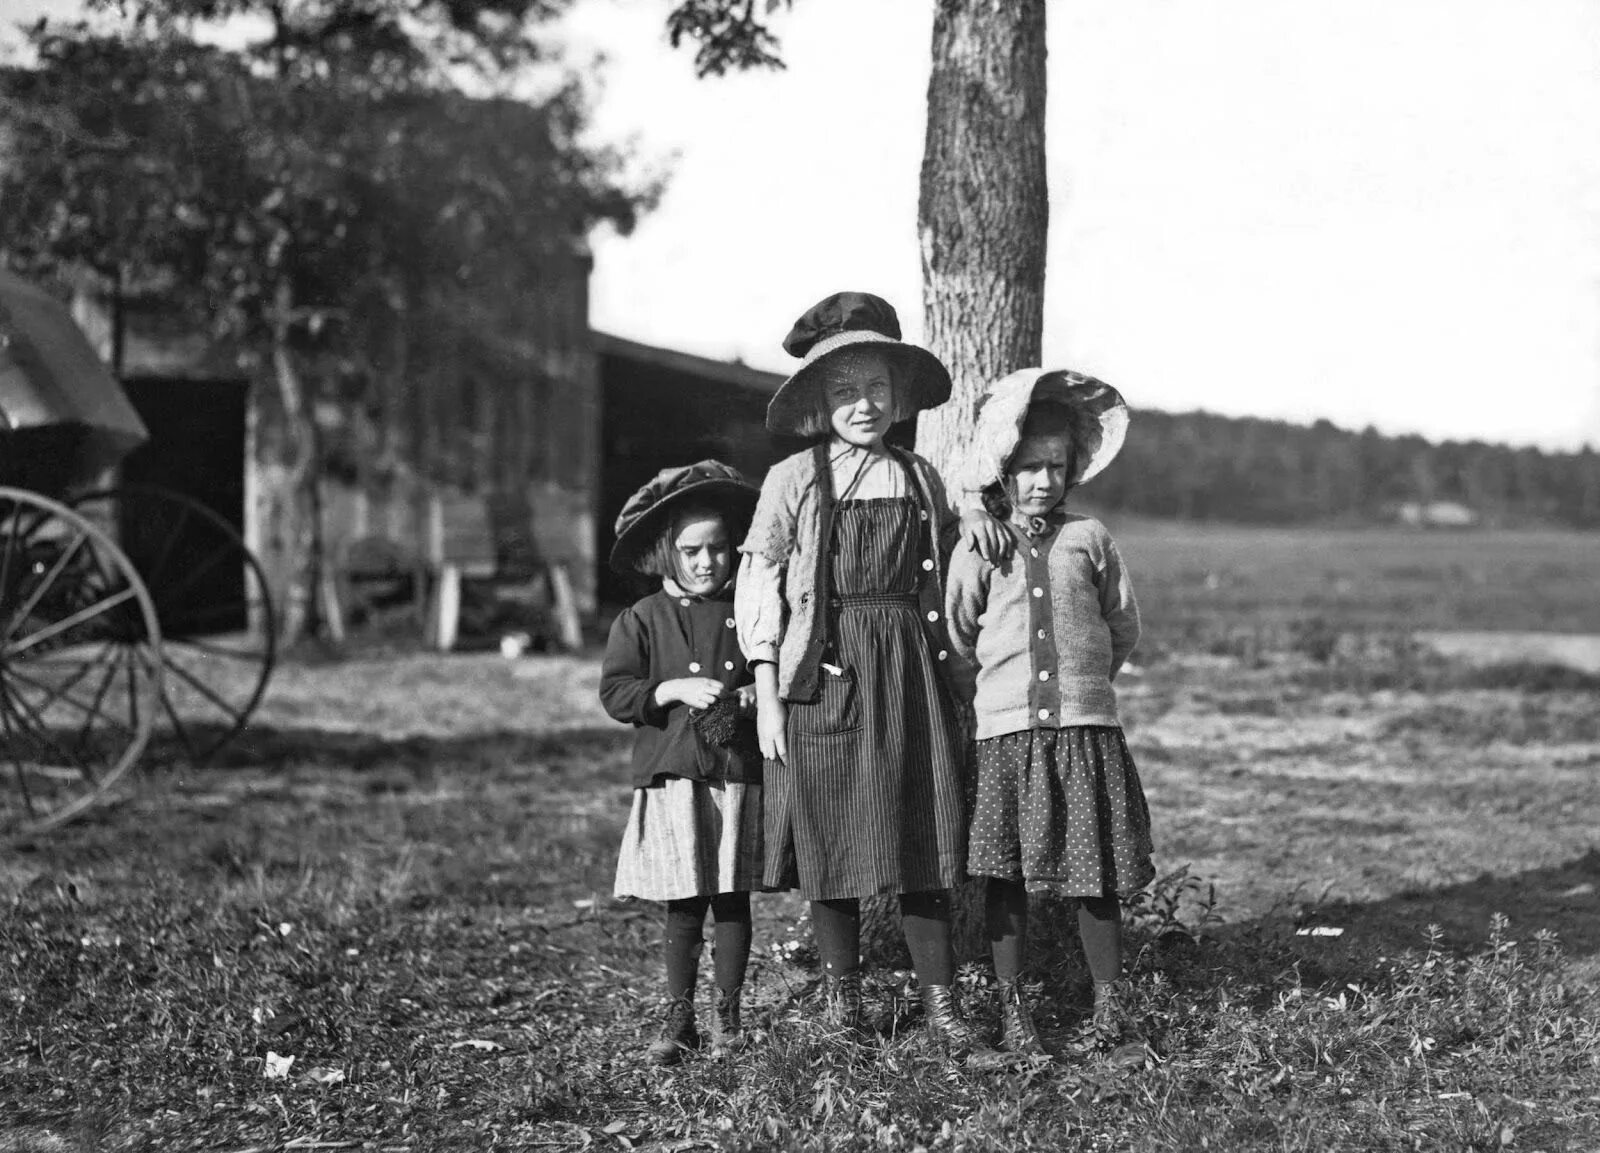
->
xmin=945 ymin=368 xmax=1154 ymax=1057
xmin=735 ymin=291 xmax=1008 ymax=1058
xmin=602 ymin=461 xmax=763 ymax=1066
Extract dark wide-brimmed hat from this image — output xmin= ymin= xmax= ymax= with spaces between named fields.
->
xmin=765 ymin=292 xmax=953 ymax=436
xmin=966 ymin=367 xmax=1129 ymax=492
xmin=609 ymin=459 xmax=759 ymax=574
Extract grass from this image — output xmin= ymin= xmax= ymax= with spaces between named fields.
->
xmin=1101 ymin=517 xmax=1600 ymax=650
xmin=4 ymin=639 xmax=1600 ymax=1150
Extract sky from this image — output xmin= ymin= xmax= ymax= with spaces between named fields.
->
xmin=4 ymin=0 xmax=1599 ymax=451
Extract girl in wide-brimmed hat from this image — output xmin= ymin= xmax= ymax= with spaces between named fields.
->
xmin=601 ymin=460 xmax=763 ymax=1065
xmin=734 ymin=291 xmax=1007 ymax=1058
xmin=945 ymin=367 xmax=1154 ymax=1058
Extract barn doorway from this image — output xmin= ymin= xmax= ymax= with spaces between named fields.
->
xmin=114 ymin=376 xmax=250 ymax=634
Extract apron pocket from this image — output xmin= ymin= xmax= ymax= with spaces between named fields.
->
xmin=788 ymin=666 xmax=862 ymax=735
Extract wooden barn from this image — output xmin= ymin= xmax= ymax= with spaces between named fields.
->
xmin=68 ymin=270 xmax=807 ymax=643
xmin=69 ymin=238 xmax=600 ymax=644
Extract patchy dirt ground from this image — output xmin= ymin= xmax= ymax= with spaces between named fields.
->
xmin=3 ymin=649 xmax=1598 ymax=1150
xmin=145 ymin=646 xmax=1600 ymax=959
xmin=1117 ymin=657 xmax=1600 ymax=982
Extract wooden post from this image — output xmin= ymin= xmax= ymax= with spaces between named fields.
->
xmin=547 ymin=562 xmax=584 ymax=651
xmin=432 ymin=563 xmax=462 ymax=651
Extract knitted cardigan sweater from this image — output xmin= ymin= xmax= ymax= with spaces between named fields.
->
xmin=944 ymin=512 xmax=1140 ymax=740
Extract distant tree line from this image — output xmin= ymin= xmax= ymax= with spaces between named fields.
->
xmin=1080 ymin=411 xmax=1600 ymax=528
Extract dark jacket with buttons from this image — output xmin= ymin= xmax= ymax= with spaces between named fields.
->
xmin=600 ymin=586 xmax=761 ymax=787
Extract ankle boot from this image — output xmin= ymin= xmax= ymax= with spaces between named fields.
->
xmin=1083 ymin=978 xmax=1144 ymax=1051
xmin=645 ymin=995 xmax=700 ymax=1066
xmin=1090 ymin=978 xmax=1150 ymax=1066
xmin=709 ymin=985 xmax=744 ymax=1054
xmin=997 ymin=980 xmax=1046 ymax=1058
xmin=920 ymin=984 xmax=1001 ymax=1063
xmin=822 ymin=970 xmax=863 ymax=1031
xmin=1092 ymin=979 xmax=1125 ymax=1034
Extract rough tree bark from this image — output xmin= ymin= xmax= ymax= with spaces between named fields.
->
xmin=916 ymin=0 xmax=1049 ymax=483
xmin=913 ymin=0 xmax=1050 ymax=963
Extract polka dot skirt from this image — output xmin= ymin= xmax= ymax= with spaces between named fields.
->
xmin=967 ymin=726 xmax=1155 ymax=898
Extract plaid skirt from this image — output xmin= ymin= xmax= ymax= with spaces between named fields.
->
xmin=613 ymin=777 xmax=764 ymax=901
xmin=967 ymin=726 xmax=1155 ymax=898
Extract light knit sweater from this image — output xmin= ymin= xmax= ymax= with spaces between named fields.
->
xmin=945 ymin=512 xmax=1140 ymax=739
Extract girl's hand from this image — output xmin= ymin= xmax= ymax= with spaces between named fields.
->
xmin=757 ymin=696 xmax=788 ymax=764
xmin=735 ymin=684 xmax=758 ymax=716
xmin=959 ymin=507 xmax=1013 ymax=564
xmin=655 ymin=677 xmax=727 ymax=710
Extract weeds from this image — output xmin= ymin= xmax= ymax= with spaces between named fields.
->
xmin=3 ymin=655 xmax=1599 ymax=1150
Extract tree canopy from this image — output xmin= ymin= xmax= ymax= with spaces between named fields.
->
xmin=0 ymin=0 xmax=661 ymax=636
xmin=0 ymin=10 xmax=651 ymax=383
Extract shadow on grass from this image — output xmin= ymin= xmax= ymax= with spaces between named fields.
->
xmin=142 ymin=723 xmax=631 ymax=776
xmin=1222 ymin=848 xmax=1600 ymax=964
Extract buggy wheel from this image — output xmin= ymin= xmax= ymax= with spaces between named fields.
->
xmin=0 ymin=486 xmax=162 ymax=834
xmin=71 ymin=485 xmax=275 ymax=767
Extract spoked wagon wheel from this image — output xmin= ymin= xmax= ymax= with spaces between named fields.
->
xmin=0 ymin=486 xmax=163 ymax=834
xmin=71 ymin=485 xmax=275 ymax=767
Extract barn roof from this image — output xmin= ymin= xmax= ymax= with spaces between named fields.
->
xmin=592 ymin=331 xmax=783 ymax=395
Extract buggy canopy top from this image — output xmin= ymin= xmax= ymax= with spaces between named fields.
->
xmin=0 ymin=268 xmax=148 ymax=492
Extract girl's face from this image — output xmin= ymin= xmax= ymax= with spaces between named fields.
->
xmin=1007 ymin=433 xmax=1072 ymax=519
xmin=670 ymin=512 xmax=731 ymax=596
xmin=825 ymin=354 xmax=895 ymax=448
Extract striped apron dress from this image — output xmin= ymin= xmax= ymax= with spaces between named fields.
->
xmin=763 ymin=495 xmax=968 ymax=900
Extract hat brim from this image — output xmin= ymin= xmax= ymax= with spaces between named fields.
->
xmin=608 ymin=478 xmax=760 ymax=574
xmin=766 ymin=330 xmax=952 ymax=437
xmin=968 ymin=368 xmax=1129 ymax=492
xmin=1033 ymin=371 xmax=1128 ymax=486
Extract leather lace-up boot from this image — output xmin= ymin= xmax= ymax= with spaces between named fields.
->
xmin=823 ymin=970 xmax=863 ymax=1031
xmin=997 ymin=980 xmax=1046 ymax=1058
xmin=645 ymin=996 xmax=700 ymax=1066
xmin=709 ymin=985 xmax=744 ymax=1054
xmin=920 ymin=984 xmax=1001 ymax=1065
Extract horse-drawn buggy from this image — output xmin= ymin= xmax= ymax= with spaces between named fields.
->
xmin=0 ymin=269 xmax=275 ymax=833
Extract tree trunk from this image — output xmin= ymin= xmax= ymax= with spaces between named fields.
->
xmin=913 ymin=0 xmax=1049 ymax=962
xmin=916 ymin=0 xmax=1049 ymax=482
xmin=261 ymin=278 xmax=320 ymax=646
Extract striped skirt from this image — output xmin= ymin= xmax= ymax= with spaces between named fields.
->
xmin=967 ymin=726 xmax=1155 ymax=899
xmin=765 ymin=598 xmax=968 ymax=900
xmin=613 ymin=778 xmax=765 ymax=902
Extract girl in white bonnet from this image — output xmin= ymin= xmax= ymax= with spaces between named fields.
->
xmin=945 ymin=368 xmax=1155 ymax=1057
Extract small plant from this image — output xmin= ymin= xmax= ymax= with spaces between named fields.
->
xmin=1124 ymin=864 xmax=1223 ymax=949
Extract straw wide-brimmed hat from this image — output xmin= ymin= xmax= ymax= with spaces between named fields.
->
xmin=967 ymin=367 xmax=1129 ymax=493
xmin=765 ymin=292 xmax=953 ymax=436
xmin=609 ymin=459 xmax=759 ymax=574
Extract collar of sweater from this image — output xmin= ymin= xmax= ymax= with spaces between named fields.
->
xmin=662 ymin=576 xmax=735 ymax=602
xmin=1008 ymin=507 xmax=1069 ymax=540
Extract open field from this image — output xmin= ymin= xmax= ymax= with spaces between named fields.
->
xmin=4 ymin=639 xmax=1599 ymax=1151
xmin=1102 ymin=518 xmax=1600 ymax=646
